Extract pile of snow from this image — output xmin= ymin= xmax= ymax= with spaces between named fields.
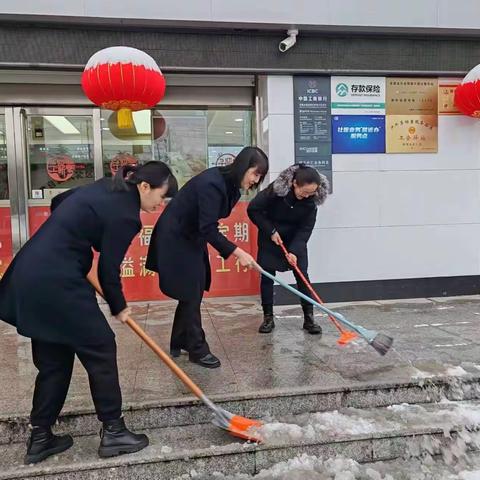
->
xmin=173 ymin=453 xmax=480 ymax=479
xmin=250 ymin=409 xmax=397 ymax=444
xmin=173 ymin=454 xmax=390 ymax=480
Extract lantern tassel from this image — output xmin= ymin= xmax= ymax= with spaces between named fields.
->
xmin=117 ymin=108 xmax=134 ymax=129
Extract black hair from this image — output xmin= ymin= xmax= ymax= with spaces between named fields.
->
xmin=219 ymin=146 xmax=269 ymax=189
xmin=113 ymin=161 xmax=178 ymax=198
xmin=293 ymin=164 xmax=322 ymax=187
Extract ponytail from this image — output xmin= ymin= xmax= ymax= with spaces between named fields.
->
xmin=112 ymin=161 xmax=177 ymax=197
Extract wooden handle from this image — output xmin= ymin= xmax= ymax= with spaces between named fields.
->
xmin=86 ymin=270 xmax=204 ymax=399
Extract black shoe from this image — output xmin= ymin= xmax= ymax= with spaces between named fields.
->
xmin=259 ymin=304 xmax=275 ymax=333
xmin=24 ymin=426 xmax=73 ymax=465
xmin=189 ymin=353 xmax=221 ymax=369
xmin=302 ymin=305 xmax=322 ymax=335
xmin=259 ymin=315 xmax=275 ymax=333
xmin=98 ymin=417 xmax=149 ymax=458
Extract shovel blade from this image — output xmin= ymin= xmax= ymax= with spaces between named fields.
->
xmin=228 ymin=415 xmax=263 ymax=442
xmin=337 ymin=330 xmax=358 ymax=346
xmin=211 ymin=407 xmax=264 ymax=443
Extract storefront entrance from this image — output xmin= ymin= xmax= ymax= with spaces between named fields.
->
xmin=1 ymin=97 xmax=259 ymax=300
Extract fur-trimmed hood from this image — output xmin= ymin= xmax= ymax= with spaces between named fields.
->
xmin=272 ymin=165 xmax=330 ymax=206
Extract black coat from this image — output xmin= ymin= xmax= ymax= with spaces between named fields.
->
xmin=247 ymin=186 xmax=317 ymax=271
xmin=146 ymin=167 xmax=240 ymax=301
xmin=0 ymin=178 xmax=141 ymax=345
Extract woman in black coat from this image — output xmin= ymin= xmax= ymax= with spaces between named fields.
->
xmin=0 ymin=162 xmax=176 ymax=464
xmin=146 ymin=147 xmax=269 ymax=369
xmin=247 ymin=164 xmax=329 ymax=334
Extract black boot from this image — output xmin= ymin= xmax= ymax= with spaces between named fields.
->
xmin=259 ymin=304 xmax=275 ymax=333
xmin=98 ymin=417 xmax=149 ymax=458
xmin=24 ymin=426 xmax=73 ymax=465
xmin=302 ymin=304 xmax=322 ymax=335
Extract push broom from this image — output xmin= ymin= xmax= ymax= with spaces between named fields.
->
xmin=278 ymin=241 xmax=358 ymax=346
xmin=87 ymin=269 xmax=263 ymax=442
xmin=255 ymin=264 xmax=394 ymax=356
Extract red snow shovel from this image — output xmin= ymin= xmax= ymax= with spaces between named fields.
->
xmin=278 ymin=241 xmax=358 ymax=346
xmin=87 ymin=268 xmax=263 ymax=443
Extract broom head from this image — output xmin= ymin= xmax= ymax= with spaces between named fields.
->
xmin=370 ymin=333 xmax=394 ymax=356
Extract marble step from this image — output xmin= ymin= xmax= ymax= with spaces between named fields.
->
xmin=2 ymin=399 xmax=480 ymax=480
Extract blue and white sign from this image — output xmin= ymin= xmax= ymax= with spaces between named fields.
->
xmin=332 ymin=115 xmax=385 ymax=154
xmin=331 ymin=77 xmax=386 ymax=115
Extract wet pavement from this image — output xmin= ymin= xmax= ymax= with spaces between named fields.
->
xmin=1 ymin=294 xmax=480 ymax=417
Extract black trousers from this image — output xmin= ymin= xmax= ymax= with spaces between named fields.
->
xmin=170 ymin=294 xmax=210 ymax=359
xmin=260 ymin=260 xmax=312 ymax=307
xmin=30 ymin=338 xmax=122 ymax=427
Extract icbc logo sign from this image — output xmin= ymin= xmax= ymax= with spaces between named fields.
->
xmin=110 ymin=153 xmax=138 ymax=175
xmin=46 ymin=155 xmax=76 ymax=182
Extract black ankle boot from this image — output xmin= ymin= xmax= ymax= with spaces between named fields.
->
xmin=259 ymin=304 xmax=275 ymax=333
xmin=98 ymin=417 xmax=149 ymax=458
xmin=302 ymin=305 xmax=322 ymax=335
xmin=24 ymin=426 xmax=73 ymax=465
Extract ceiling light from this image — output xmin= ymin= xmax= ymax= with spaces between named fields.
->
xmin=225 ymin=131 xmax=233 ymax=134
xmin=44 ymin=116 xmax=80 ymax=135
xmin=234 ymin=118 xmax=243 ymax=122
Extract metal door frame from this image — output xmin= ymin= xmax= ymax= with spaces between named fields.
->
xmin=2 ymin=106 xmax=24 ymax=254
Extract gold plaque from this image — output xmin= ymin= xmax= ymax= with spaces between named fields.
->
xmin=438 ymin=81 xmax=461 ymax=115
xmin=386 ymin=115 xmax=438 ymax=153
xmin=386 ymin=78 xmax=438 ymax=115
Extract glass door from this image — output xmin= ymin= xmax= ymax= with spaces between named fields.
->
xmin=19 ymin=108 xmax=102 ymax=236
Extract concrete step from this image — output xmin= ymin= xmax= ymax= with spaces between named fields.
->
xmin=4 ymin=373 xmax=480 ymax=447
xmin=2 ymin=374 xmax=480 ymax=446
xmin=2 ymin=400 xmax=480 ymax=480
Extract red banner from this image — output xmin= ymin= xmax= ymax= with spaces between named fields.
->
xmin=0 ymin=207 xmax=13 ymax=279
xmin=28 ymin=202 xmax=259 ymax=301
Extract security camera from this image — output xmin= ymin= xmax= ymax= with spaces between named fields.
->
xmin=279 ymin=29 xmax=298 ymax=52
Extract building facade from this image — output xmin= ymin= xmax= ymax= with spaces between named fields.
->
xmin=1 ymin=1 xmax=480 ymax=302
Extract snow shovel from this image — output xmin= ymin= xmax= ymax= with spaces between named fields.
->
xmin=87 ymin=269 xmax=263 ymax=442
xmin=254 ymin=265 xmax=393 ymax=356
xmin=278 ymin=241 xmax=357 ymax=346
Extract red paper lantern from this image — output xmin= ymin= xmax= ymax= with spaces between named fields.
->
xmin=454 ymin=64 xmax=480 ymax=118
xmin=81 ymin=46 xmax=166 ymax=129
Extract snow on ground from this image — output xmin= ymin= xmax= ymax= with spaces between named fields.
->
xmin=174 ymin=382 xmax=480 ymax=479
xmin=173 ymin=453 xmax=480 ymax=479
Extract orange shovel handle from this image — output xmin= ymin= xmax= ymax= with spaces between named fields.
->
xmin=86 ymin=270 xmax=204 ymax=400
xmin=279 ymin=241 xmax=347 ymax=334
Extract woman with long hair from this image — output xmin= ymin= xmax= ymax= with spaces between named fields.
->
xmin=146 ymin=147 xmax=269 ymax=369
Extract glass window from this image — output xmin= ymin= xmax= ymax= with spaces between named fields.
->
xmin=153 ymin=110 xmax=208 ymax=187
xmin=153 ymin=109 xmax=252 ymax=187
xmin=101 ymin=110 xmax=153 ymax=177
xmin=0 ymin=115 xmax=8 ymax=199
xmin=26 ymin=115 xmax=94 ymax=200
xmin=100 ymin=108 xmax=253 ymax=188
